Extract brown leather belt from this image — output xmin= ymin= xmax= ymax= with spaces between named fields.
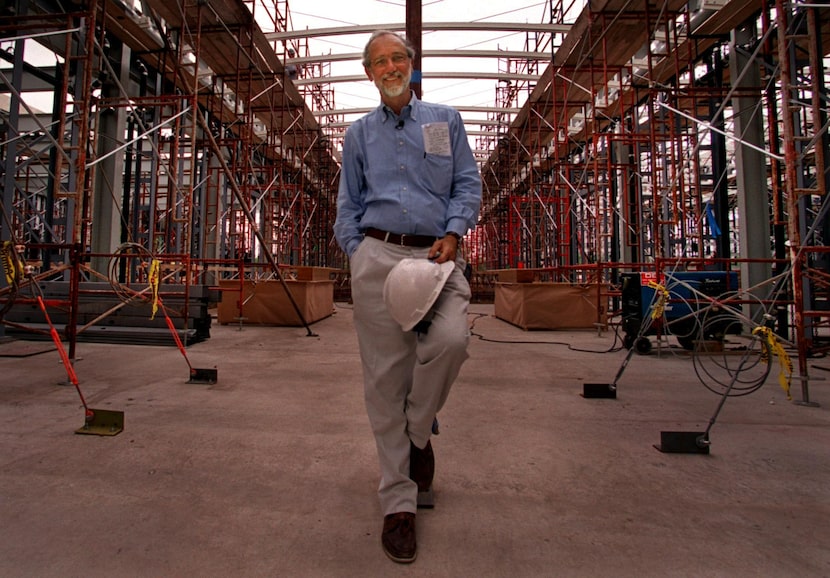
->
xmin=364 ymin=227 xmax=437 ymax=248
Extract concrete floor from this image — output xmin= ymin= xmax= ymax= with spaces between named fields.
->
xmin=1 ymin=303 xmax=829 ymax=577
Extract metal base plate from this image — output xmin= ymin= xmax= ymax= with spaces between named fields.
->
xmin=189 ymin=367 xmax=218 ymax=384
xmin=582 ymin=383 xmax=617 ymax=399
xmin=417 ymin=488 xmax=434 ymax=509
xmin=75 ymin=409 xmax=124 ymax=436
xmin=654 ymin=431 xmax=710 ymax=454
xmin=794 ymin=400 xmax=821 ymax=408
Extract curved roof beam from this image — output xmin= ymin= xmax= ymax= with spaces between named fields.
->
xmin=294 ymin=71 xmax=541 ymax=86
xmin=266 ymin=22 xmax=571 ymax=42
xmin=288 ymin=49 xmax=552 ymax=65
xmin=312 ymin=106 xmax=522 ymax=117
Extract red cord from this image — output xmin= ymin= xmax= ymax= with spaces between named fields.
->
xmin=36 ymin=295 xmax=92 ymax=418
xmin=158 ymin=297 xmax=194 ymax=371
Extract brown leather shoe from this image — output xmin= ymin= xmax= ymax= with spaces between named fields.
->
xmin=382 ymin=512 xmax=417 ymax=563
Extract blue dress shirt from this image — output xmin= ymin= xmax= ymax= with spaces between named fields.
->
xmin=334 ymin=93 xmax=482 ymax=257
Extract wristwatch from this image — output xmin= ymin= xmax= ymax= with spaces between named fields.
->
xmin=446 ymin=232 xmax=462 ymax=242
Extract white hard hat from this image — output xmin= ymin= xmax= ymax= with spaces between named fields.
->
xmin=383 ymin=258 xmax=455 ymax=331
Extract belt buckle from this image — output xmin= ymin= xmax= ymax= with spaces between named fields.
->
xmin=398 ymin=233 xmax=408 ymax=246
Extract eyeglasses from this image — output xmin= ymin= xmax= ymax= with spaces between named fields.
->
xmin=370 ymin=53 xmax=409 ymax=68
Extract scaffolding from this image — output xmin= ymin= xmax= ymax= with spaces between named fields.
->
xmin=471 ymin=0 xmax=830 ymax=402
xmin=3 ymin=0 xmax=830 ymax=401
xmin=0 ymin=0 xmax=338 ymax=269
xmin=0 ymin=0 xmax=340 ymax=351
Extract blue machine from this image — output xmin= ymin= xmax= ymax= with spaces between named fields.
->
xmin=621 ymin=270 xmax=740 ymax=353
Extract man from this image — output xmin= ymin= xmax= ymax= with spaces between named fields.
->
xmin=334 ymin=30 xmax=481 ymax=563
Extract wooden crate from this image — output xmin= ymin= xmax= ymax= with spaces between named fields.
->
xmin=493 ymin=269 xmax=537 ymax=283
xmin=494 ymin=282 xmax=607 ymax=330
xmin=217 ymin=279 xmax=334 ymax=326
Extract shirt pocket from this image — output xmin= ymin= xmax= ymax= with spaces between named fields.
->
xmin=419 ymin=153 xmax=453 ymax=195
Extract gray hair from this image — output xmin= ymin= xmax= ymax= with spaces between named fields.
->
xmin=361 ymin=30 xmax=415 ymax=68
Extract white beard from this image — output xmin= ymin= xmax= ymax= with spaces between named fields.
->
xmin=376 ymin=71 xmax=411 ymax=99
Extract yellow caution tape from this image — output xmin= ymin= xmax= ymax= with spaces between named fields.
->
xmin=149 ymin=258 xmax=160 ymax=320
xmin=752 ymin=326 xmax=792 ymax=400
xmin=647 ymin=281 xmax=670 ymax=320
xmin=1 ymin=241 xmax=24 ymax=285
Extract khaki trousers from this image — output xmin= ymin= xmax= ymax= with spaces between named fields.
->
xmin=350 ymin=236 xmax=471 ymax=515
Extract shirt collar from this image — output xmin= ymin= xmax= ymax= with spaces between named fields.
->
xmin=379 ymin=91 xmax=419 ymax=125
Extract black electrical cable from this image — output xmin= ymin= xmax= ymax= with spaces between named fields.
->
xmin=691 ymin=314 xmax=772 ymax=397
xmin=468 ymin=312 xmax=626 ymax=354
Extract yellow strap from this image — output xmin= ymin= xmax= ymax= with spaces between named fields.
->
xmin=646 ymin=281 xmax=670 ymax=320
xmin=752 ymin=326 xmax=792 ymax=400
xmin=1 ymin=241 xmax=24 ymax=285
xmin=149 ymin=259 xmax=160 ymax=320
